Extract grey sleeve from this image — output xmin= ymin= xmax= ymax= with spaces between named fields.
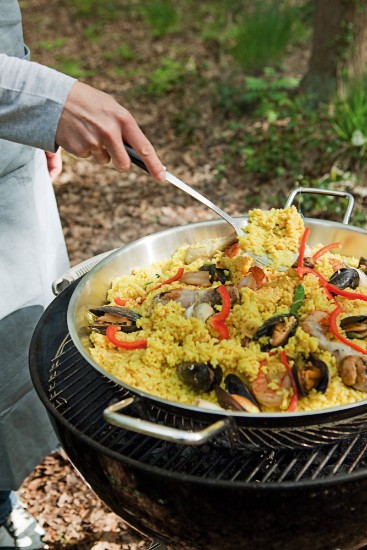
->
xmin=0 ymin=53 xmax=77 ymax=152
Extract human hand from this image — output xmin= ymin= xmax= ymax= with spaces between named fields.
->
xmin=55 ymin=81 xmax=165 ymax=182
xmin=45 ymin=149 xmax=63 ymax=182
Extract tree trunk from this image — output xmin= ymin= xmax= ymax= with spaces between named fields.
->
xmin=300 ymin=0 xmax=367 ymax=101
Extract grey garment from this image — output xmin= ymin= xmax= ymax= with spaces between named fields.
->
xmin=0 ymin=0 xmax=32 ymax=179
xmin=0 ymin=150 xmax=69 ymax=489
xmin=0 ymin=52 xmax=76 ymax=157
xmin=0 ymin=149 xmax=70 ymax=320
xmin=0 ymin=0 xmax=23 ymax=57
xmin=0 ymin=0 xmax=76 ymax=178
xmin=0 ymin=1 xmax=73 ymax=489
xmin=0 ymin=306 xmax=59 ymax=490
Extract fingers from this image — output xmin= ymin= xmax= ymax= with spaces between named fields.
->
xmin=56 ymin=81 xmax=165 ymax=180
xmin=45 ymin=150 xmax=63 ymax=182
xmin=90 ymin=147 xmax=111 ymax=165
xmin=103 ymin=110 xmax=165 ymax=181
xmin=122 ymin=120 xmax=165 ymax=182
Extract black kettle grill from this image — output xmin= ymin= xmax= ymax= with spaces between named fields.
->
xmin=29 ymin=252 xmax=367 ymax=550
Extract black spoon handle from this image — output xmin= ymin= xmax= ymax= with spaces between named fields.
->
xmin=124 ymin=143 xmax=149 ymax=174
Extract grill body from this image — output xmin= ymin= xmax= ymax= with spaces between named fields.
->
xmin=53 ymin=426 xmax=367 ymax=550
xmin=30 ymin=281 xmax=367 ymax=549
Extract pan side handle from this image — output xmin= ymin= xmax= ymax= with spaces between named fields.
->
xmin=285 ymin=187 xmax=354 ymax=225
xmin=103 ymin=398 xmax=230 ymax=445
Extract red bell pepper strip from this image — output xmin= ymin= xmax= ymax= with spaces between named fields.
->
xmin=280 ymin=350 xmax=298 ymax=411
xmin=210 ymin=318 xmax=229 ymax=340
xmin=114 ymin=297 xmax=127 ymax=306
xmin=155 ymin=267 xmax=185 ymax=289
xmin=297 ymin=227 xmax=311 ymax=269
xmin=106 ymin=325 xmax=148 ymax=349
xmin=209 ymin=284 xmax=231 ymax=340
xmin=294 ymin=266 xmax=333 ymax=300
xmin=329 ymin=305 xmax=367 ymax=355
xmin=326 ymin=283 xmax=367 ymax=303
xmin=312 ymin=242 xmax=341 ymax=262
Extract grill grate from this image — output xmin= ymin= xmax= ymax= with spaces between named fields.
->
xmin=48 ymin=334 xmax=367 ymax=486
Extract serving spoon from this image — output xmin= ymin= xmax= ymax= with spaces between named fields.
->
xmin=124 ymin=144 xmax=293 ymax=269
xmin=124 ymin=144 xmax=245 ymax=237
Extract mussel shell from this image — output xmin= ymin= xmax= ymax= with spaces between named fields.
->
xmin=292 ymin=353 xmax=329 ymax=396
xmin=89 ymin=324 xmax=139 ymax=334
xmin=328 ymin=268 xmax=360 ymax=290
xmin=199 ymin=264 xmax=228 ymax=284
xmin=215 ymin=381 xmax=260 ymax=413
xmin=340 ymin=315 xmax=367 ymax=339
xmin=215 ymin=385 xmax=244 ymax=412
xmin=89 ymin=305 xmax=141 ymax=321
xmin=177 ymin=362 xmax=223 ymax=393
xmin=253 ymin=313 xmax=298 ymax=350
xmin=89 ymin=306 xmax=141 ymax=333
xmin=224 ymin=374 xmax=256 ymax=402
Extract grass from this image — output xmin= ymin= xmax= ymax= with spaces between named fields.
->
xmin=227 ymin=2 xmax=300 ymax=71
xmin=139 ymin=0 xmax=179 ymax=37
xmin=37 ymin=38 xmax=67 ymax=51
xmin=332 ymin=74 xmax=367 ymax=156
xmin=54 ymin=57 xmax=96 ymax=78
xmin=147 ymin=57 xmax=191 ymax=95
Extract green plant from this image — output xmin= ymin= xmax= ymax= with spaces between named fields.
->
xmin=294 ymin=168 xmax=367 ymax=226
xmin=332 ymin=74 xmax=367 ymax=157
xmin=140 ymin=0 xmax=179 ymax=38
xmin=65 ymin=0 xmax=121 ymax=21
xmin=37 ymin=38 xmax=67 ymax=51
xmin=103 ymin=44 xmax=136 ymax=62
xmin=228 ymin=1 xmax=298 ymax=72
xmin=55 ymin=57 xmax=95 ymax=78
xmin=147 ymin=57 xmax=187 ymax=95
xmin=217 ymin=67 xmax=299 ymax=120
xmin=83 ymin=23 xmax=102 ymax=43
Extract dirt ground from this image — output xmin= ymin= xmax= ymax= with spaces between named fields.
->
xmin=17 ymin=0 xmax=353 ymax=548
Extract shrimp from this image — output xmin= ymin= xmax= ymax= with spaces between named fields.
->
xmin=251 ymin=370 xmax=291 ymax=410
xmin=238 ymin=266 xmax=268 ymax=291
xmin=302 ymin=311 xmax=330 ymax=331
xmin=222 ymin=242 xmax=241 ymax=258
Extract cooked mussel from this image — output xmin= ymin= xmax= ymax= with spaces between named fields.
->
xmin=292 ymin=353 xmax=329 ymax=396
xmin=215 ymin=374 xmax=260 ymax=413
xmin=89 ymin=305 xmax=141 ymax=334
xmin=358 ymin=257 xmax=367 ymax=274
xmin=328 ymin=268 xmax=360 ymax=290
xmin=199 ymin=264 xmax=228 ymax=284
xmin=253 ymin=313 xmax=298 ymax=350
xmin=177 ymin=362 xmax=223 ymax=393
xmin=338 ymin=355 xmax=367 ymax=391
xmin=179 ymin=264 xmax=228 ymax=287
xmin=340 ymin=315 xmax=367 ymax=339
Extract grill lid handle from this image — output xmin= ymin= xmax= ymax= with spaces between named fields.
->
xmin=104 ymin=397 xmax=230 ymax=445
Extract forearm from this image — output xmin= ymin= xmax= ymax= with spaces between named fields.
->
xmin=0 ymin=53 xmax=76 ymax=151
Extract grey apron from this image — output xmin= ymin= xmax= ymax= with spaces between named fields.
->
xmin=0 ymin=1 xmax=69 ymax=489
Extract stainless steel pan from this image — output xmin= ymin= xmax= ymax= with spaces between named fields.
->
xmin=67 ymin=187 xmax=367 ymax=449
